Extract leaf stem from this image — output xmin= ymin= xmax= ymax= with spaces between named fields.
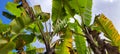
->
xmin=37 ymin=21 xmax=51 ymax=53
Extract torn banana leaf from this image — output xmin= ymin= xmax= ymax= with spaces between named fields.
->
xmin=95 ymin=14 xmax=120 ymax=47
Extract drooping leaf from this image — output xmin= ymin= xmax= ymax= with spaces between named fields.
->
xmin=95 ymin=14 xmax=120 ymax=47
xmin=69 ymin=0 xmax=92 ymax=26
xmin=0 ymin=41 xmax=15 ymax=54
xmin=56 ymin=28 xmax=73 ymax=54
xmin=6 ymin=2 xmax=23 ymax=17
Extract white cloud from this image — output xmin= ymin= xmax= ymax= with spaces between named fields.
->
xmin=28 ymin=0 xmax=52 ymax=13
xmin=104 ymin=0 xmax=114 ymax=2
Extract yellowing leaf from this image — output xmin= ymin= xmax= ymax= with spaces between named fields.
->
xmin=95 ymin=14 xmax=120 ymax=47
xmin=56 ymin=28 xmax=73 ymax=54
xmin=69 ymin=22 xmax=87 ymax=54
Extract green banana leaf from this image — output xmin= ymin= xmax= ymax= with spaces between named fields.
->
xmin=52 ymin=0 xmax=67 ymax=26
xmin=69 ymin=22 xmax=87 ymax=54
xmin=5 ymin=2 xmax=34 ymax=34
xmin=9 ymin=11 xmax=32 ymax=33
xmin=6 ymin=2 xmax=23 ymax=17
xmin=69 ymin=0 xmax=92 ymax=26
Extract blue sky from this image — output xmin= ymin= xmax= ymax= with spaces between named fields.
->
xmin=0 ymin=0 xmax=13 ymax=24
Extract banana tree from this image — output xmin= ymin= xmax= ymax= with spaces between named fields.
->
xmin=0 ymin=0 xmax=120 ymax=54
